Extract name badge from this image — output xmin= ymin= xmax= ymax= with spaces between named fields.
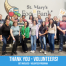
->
xmin=24 ymin=33 xmax=25 ymax=35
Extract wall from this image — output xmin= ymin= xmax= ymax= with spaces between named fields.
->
xmin=0 ymin=0 xmax=64 ymax=20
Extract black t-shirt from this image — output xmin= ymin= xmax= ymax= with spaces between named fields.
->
xmin=39 ymin=26 xmax=47 ymax=36
xmin=0 ymin=24 xmax=10 ymax=36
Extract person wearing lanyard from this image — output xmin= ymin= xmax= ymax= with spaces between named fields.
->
xmin=21 ymin=21 xmax=30 ymax=53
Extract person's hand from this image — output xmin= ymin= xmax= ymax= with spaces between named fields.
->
xmin=0 ymin=38 xmax=2 ymax=41
xmin=7 ymin=37 xmax=10 ymax=41
xmin=37 ymin=37 xmax=38 ymax=39
xmin=23 ymin=35 xmax=25 ymax=40
xmin=54 ymin=36 xmax=56 ymax=39
xmin=39 ymin=33 xmax=42 ymax=36
xmin=62 ymin=30 xmax=65 ymax=34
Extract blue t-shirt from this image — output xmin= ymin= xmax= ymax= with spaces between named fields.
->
xmin=11 ymin=26 xmax=19 ymax=36
xmin=37 ymin=19 xmax=43 ymax=27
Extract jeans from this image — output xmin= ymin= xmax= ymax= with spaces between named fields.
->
xmin=40 ymin=36 xmax=46 ymax=50
xmin=2 ymin=35 xmax=9 ymax=52
xmin=59 ymin=34 xmax=64 ymax=51
xmin=31 ymin=35 xmax=36 ymax=51
xmin=48 ymin=33 xmax=55 ymax=51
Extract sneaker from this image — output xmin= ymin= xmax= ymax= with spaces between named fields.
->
xmin=40 ymin=49 xmax=44 ymax=53
xmin=33 ymin=50 xmax=35 ymax=53
xmin=30 ymin=50 xmax=33 ymax=53
xmin=59 ymin=50 xmax=62 ymax=52
xmin=2 ymin=52 xmax=5 ymax=56
xmin=5 ymin=52 xmax=7 ymax=55
xmin=44 ymin=51 xmax=46 ymax=55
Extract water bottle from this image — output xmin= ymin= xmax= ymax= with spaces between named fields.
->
xmin=13 ymin=40 xmax=15 ymax=44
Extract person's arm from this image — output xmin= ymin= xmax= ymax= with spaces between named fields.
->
xmin=54 ymin=24 xmax=57 ymax=37
xmin=19 ymin=30 xmax=20 ymax=36
xmin=57 ymin=22 xmax=65 ymax=34
xmin=36 ymin=26 xmax=38 ymax=39
xmin=41 ymin=30 xmax=47 ymax=36
xmin=10 ymin=29 xmax=15 ymax=41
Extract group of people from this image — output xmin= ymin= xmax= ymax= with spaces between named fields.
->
xmin=0 ymin=13 xmax=66 ymax=55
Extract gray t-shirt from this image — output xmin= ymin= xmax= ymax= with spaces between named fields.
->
xmin=11 ymin=26 xmax=19 ymax=36
xmin=31 ymin=25 xmax=36 ymax=36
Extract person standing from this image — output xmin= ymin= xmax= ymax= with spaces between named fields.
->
xmin=39 ymin=21 xmax=47 ymax=55
xmin=57 ymin=15 xmax=66 ymax=52
xmin=0 ymin=19 xmax=10 ymax=55
xmin=10 ymin=21 xmax=20 ymax=55
xmin=30 ymin=20 xmax=38 ymax=53
xmin=48 ymin=14 xmax=51 ymax=22
xmin=18 ymin=18 xmax=24 ymax=45
xmin=48 ymin=19 xmax=56 ymax=53
xmin=45 ymin=17 xmax=49 ymax=46
xmin=28 ymin=15 xmax=34 ymax=29
xmin=15 ymin=15 xmax=19 ymax=22
xmin=21 ymin=21 xmax=30 ymax=53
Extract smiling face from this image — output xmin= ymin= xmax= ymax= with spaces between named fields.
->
xmin=11 ymin=17 xmax=14 ymax=22
xmin=24 ymin=22 xmax=27 ymax=27
xmin=54 ymin=16 xmax=57 ymax=20
xmin=50 ymin=19 xmax=53 ymax=24
xmin=42 ymin=22 xmax=45 ymax=26
xmin=20 ymin=18 xmax=23 ymax=22
xmin=13 ymin=21 xmax=17 ymax=26
xmin=6 ymin=19 xmax=10 ymax=25
xmin=45 ymin=17 xmax=48 ymax=22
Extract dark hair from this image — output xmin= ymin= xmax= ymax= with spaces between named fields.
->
xmin=24 ymin=21 xmax=29 ymax=27
xmin=29 ymin=15 xmax=34 ymax=22
xmin=33 ymin=20 xmax=37 ymax=25
xmin=5 ymin=15 xmax=10 ymax=20
xmin=62 ymin=15 xmax=66 ymax=17
xmin=41 ymin=21 xmax=46 ymax=27
xmin=48 ymin=18 xmax=54 ymax=28
xmin=40 ymin=21 xmax=46 ymax=32
xmin=22 ymin=15 xmax=26 ymax=17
